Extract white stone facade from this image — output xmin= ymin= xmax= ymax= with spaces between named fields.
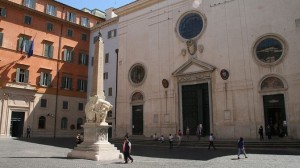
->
xmin=114 ymin=0 xmax=300 ymax=139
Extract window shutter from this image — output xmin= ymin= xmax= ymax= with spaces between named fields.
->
xmin=78 ymin=53 xmax=82 ymax=64
xmin=63 ymin=49 xmax=67 ymax=61
xmin=84 ymin=80 xmax=87 ymax=92
xmin=44 ymin=43 xmax=49 ymax=57
xmin=53 ymin=6 xmax=57 ymax=16
xmin=66 ymin=11 xmax=70 ymax=21
xmin=85 ymin=55 xmax=89 ymax=65
xmin=72 ymin=14 xmax=76 ymax=23
xmin=49 ymin=45 xmax=54 ymax=58
xmin=0 ymin=33 xmax=3 ymax=46
xmin=24 ymin=69 xmax=29 ymax=83
xmin=16 ymin=68 xmax=20 ymax=82
xmin=32 ymin=0 xmax=36 ymax=9
xmin=25 ymin=40 xmax=31 ymax=53
xmin=47 ymin=74 xmax=52 ymax=86
xmin=18 ymin=37 xmax=24 ymax=51
xmin=108 ymin=31 xmax=111 ymax=39
xmin=40 ymin=72 xmax=44 ymax=86
xmin=80 ymin=17 xmax=84 ymax=26
xmin=77 ymin=79 xmax=80 ymax=91
xmin=62 ymin=76 xmax=66 ymax=88
xmin=70 ymin=50 xmax=74 ymax=62
xmin=70 ymin=78 xmax=73 ymax=89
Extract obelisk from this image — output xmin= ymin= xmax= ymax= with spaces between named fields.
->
xmin=67 ymin=32 xmax=122 ymax=161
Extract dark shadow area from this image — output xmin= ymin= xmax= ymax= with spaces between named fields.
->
xmin=4 ymin=157 xmax=69 ymax=159
xmin=15 ymin=137 xmax=76 ymax=149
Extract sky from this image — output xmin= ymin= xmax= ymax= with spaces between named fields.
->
xmin=56 ymin=0 xmax=136 ymax=11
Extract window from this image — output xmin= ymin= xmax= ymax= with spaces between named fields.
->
xmin=46 ymin=4 xmax=56 ymax=16
xmin=67 ymin=29 xmax=73 ymax=37
xmin=46 ymin=22 xmax=53 ymax=32
xmin=80 ymin=17 xmax=90 ymax=27
xmin=103 ymin=72 xmax=108 ymax=80
xmin=108 ymin=87 xmax=112 ymax=96
xmin=105 ymin=53 xmax=109 ymax=63
xmin=40 ymin=99 xmax=47 ymax=108
xmin=62 ymin=101 xmax=69 ymax=109
xmin=40 ymin=72 xmax=52 ymax=86
xmin=61 ymin=117 xmax=68 ymax=129
xmin=24 ymin=15 xmax=32 ymax=25
xmin=254 ymin=35 xmax=285 ymax=64
xmin=78 ymin=53 xmax=88 ymax=65
xmin=63 ymin=49 xmax=73 ymax=62
xmin=62 ymin=76 xmax=72 ymax=89
xmin=81 ymin=33 xmax=87 ymax=41
xmin=177 ymin=12 xmax=204 ymax=40
xmin=18 ymin=36 xmax=31 ymax=53
xmin=44 ymin=43 xmax=54 ymax=58
xmin=23 ymin=0 xmax=36 ymax=9
xmin=16 ymin=68 xmax=29 ymax=83
xmin=77 ymin=79 xmax=87 ymax=92
xmin=38 ymin=116 xmax=46 ymax=129
xmin=77 ymin=118 xmax=83 ymax=129
xmin=78 ymin=103 xmax=84 ymax=111
xmin=0 ymin=32 xmax=3 ymax=47
xmin=91 ymin=57 xmax=94 ymax=66
xmin=0 ymin=7 xmax=7 ymax=17
xmin=129 ymin=63 xmax=146 ymax=85
xmin=108 ymin=29 xmax=117 ymax=39
xmin=66 ymin=11 xmax=76 ymax=23
xmin=107 ymin=111 xmax=112 ymax=118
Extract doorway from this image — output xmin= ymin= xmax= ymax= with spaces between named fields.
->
xmin=10 ymin=112 xmax=25 ymax=137
xmin=182 ymin=83 xmax=210 ymax=136
xmin=132 ymin=105 xmax=143 ymax=135
xmin=263 ymin=94 xmax=287 ymax=137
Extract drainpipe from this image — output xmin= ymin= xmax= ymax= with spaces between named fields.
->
xmin=114 ymin=49 xmax=119 ymax=138
xmin=54 ymin=8 xmax=64 ymax=138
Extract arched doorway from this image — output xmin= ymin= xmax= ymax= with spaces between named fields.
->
xmin=131 ymin=92 xmax=144 ymax=135
xmin=260 ymin=76 xmax=288 ymax=137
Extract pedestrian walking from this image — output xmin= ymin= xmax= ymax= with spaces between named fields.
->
xmin=159 ymin=135 xmax=164 ymax=143
xmin=258 ymin=125 xmax=264 ymax=140
xmin=208 ymin=133 xmax=216 ymax=150
xmin=237 ymin=137 xmax=248 ymax=159
xmin=197 ymin=124 xmax=203 ymax=140
xmin=26 ymin=126 xmax=31 ymax=138
xmin=186 ymin=127 xmax=190 ymax=139
xmin=123 ymin=136 xmax=133 ymax=164
xmin=169 ymin=134 xmax=174 ymax=149
xmin=177 ymin=129 xmax=182 ymax=145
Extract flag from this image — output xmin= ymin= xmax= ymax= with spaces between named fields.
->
xmin=20 ymin=37 xmax=25 ymax=54
xmin=27 ymin=39 xmax=34 ymax=58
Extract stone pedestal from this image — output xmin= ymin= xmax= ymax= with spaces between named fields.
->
xmin=67 ymin=123 xmax=122 ymax=161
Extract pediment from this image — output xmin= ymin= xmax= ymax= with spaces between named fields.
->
xmin=172 ymin=58 xmax=215 ymax=76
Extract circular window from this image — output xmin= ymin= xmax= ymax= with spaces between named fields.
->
xmin=254 ymin=35 xmax=285 ymax=64
xmin=177 ymin=11 xmax=205 ymax=40
xmin=129 ymin=64 xmax=146 ymax=85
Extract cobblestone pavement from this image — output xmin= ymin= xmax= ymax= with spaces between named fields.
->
xmin=0 ymin=137 xmax=300 ymax=168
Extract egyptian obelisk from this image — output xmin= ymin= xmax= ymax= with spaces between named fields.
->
xmin=67 ymin=32 xmax=122 ymax=161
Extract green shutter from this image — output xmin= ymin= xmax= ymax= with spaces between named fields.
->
xmin=40 ymin=72 xmax=44 ymax=86
xmin=77 ymin=79 xmax=80 ymax=91
xmin=49 ymin=45 xmax=54 ymax=58
xmin=47 ymin=74 xmax=52 ymax=86
xmin=24 ymin=69 xmax=29 ymax=83
xmin=69 ymin=78 xmax=73 ymax=89
xmin=0 ymin=33 xmax=3 ymax=46
xmin=66 ymin=12 xmax=70 ymax=21
xmin=16 ymin=68 xmax=20 ymax=82
xmin=70 ymin=51 xmax=74 ymax=62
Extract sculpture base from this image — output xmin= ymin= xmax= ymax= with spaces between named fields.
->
xmin=67 ymin=123 xmax=122 ymax=161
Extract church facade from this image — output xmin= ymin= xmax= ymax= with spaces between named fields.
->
xmin=114 ymin=0 xmax=300 ymax=139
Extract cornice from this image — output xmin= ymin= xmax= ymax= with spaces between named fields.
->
xmin=114 ymin=0 xmax=165 ymax=17
xmin=91 ymin=17 xmax=119 ymax=31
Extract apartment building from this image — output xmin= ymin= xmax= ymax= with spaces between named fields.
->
xmin=0 ymin=0 xmax=104 ymax=137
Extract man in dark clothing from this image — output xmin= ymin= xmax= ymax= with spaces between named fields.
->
xmin=237 ymin=137 xmax=248 ymax=159
xmin=259 ymin=125 xmax=264 ymax=140
xmin=123 ymin=137 xmax=133 ymax=163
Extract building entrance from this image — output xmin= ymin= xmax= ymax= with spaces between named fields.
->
xmin=10 ymin=111 xmax=25 ymax=137
xmin=263 ymin=94 xmax=287 ymax=137
xmin=182 ymin=83 xmax=210 ymax=136
xmin=132 ymin=105 xmax=143 ymax=135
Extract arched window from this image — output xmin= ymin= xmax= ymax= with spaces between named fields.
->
xmin=76 ymin=118 xmax=83 ymax=130
xmin=261 ymin=76 xmax=285 ymax=91
xmin=38 ymin=116 xmax=46 ymax=129
xmin=61 ymin=117 xmax=68 ymax=129
xmin=132 ymin=92 xmax=143 ymax=102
